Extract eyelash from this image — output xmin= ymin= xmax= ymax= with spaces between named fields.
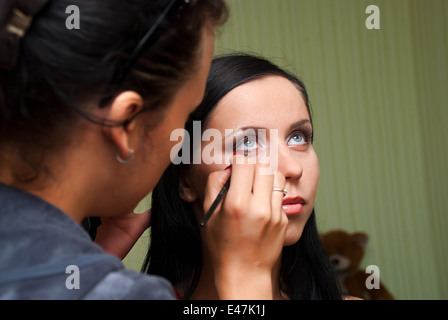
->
xmin=231 ymin=127 xmax=313 ymax=155
xmin=289 ymin=128 xmax=313 ymax=145
xmin=233 ymin=135 xmax=258 ymax=156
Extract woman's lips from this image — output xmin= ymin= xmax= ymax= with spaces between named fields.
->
xmin=282 ymin=196 xmax=305 ymax=215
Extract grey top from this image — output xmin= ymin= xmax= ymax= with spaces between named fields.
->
xmin=0 ymin=183 xmax=175 ymax=300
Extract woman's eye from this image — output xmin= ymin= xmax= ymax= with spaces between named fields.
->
xmin=234 ymin=136 xmax=259 ymax=156
xmin=243 ymin=138 xmax=257 ymax=148
xmin=288 ymin=133 xmax=306 ymax=145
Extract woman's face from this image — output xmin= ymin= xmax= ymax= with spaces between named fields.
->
xmin=134 ymin=26 xmax=215 ymax=192
xmin=105 ymin=26 xmax=215 ymax=217
xmin=184 ymin=75 xmax=319 ymax=246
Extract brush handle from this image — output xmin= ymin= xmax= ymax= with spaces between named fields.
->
xmin=200 ymin=176 xmax=231 ymax=227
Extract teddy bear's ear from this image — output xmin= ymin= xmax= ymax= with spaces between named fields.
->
xmin=351 ymin=232 xmax=369 ymax=249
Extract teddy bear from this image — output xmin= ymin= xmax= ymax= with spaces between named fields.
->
xmin=320 ymin=229 xmax=394 ymax=300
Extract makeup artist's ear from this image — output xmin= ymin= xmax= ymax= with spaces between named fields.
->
xmin=102 ymin=91 xmax=144 ymax=160
xmin=179 ymin=166 xmax=198 ymax=203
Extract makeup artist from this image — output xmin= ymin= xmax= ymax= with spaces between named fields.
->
xmin=0 ymin=0 xmax=286 ymax=299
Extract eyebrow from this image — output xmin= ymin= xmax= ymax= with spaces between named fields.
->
xmin=223 ymin=126 xmax=267 ymax=141
xmin=237 ymin=119 xmax=312 ymax=133
xmin=223 ymin=119 xmax=313 ymax=140
xmin=289 ymin=119 xmax=312 ymax=131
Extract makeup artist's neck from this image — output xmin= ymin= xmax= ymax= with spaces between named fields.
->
xmin=188 ymin=254 xmax=284 ymax=300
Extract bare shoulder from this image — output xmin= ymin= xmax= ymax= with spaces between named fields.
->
xmin=343 ymin=295 xmax=363 ymax=300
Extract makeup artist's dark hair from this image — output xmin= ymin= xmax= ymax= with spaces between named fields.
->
xmin=142 ymin=54 xmax=342 ymax=300
xmin=0 ymin=0 xmax=227 ymax=183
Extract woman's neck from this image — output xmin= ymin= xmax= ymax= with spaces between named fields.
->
xmin=0 ymin=164 xmax=91 ymax=224
xmin=0 ymin=138 xmax=107 ymax=224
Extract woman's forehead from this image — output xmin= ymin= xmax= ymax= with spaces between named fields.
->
xmin=207 ymin=75 xmax=310 ymax=132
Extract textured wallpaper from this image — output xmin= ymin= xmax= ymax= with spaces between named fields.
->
xmin=213 ymin=0 xmax=448 ymax=299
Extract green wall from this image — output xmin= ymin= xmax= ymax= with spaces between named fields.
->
xmin=124 ymin=0 xmax=448 ymax=299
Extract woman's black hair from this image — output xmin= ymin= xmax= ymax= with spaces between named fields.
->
xmin=0 ymin=0 xmax=227 ymax=183
xmin=143 ymin=54 xmax=342 ymax=300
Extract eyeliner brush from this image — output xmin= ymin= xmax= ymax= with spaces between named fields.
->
xmin=200 ymin=175 xmax=231 ymax=227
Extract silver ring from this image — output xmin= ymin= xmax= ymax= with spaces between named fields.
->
xmin=273 ymin=188 xmax=288 ymax=196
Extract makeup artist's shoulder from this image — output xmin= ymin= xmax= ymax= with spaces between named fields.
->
xmin=343 ymin=295 xmax=363 ymax=300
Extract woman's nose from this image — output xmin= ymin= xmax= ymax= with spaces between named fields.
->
xmin=277 ymin=144 xmax=303 ymax=180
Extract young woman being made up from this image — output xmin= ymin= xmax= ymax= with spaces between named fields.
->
xmin=144 ymin=54 xmax=345 ymax=300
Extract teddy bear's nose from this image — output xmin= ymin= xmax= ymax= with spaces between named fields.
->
xmin=329 ymin=253 xmax=350 ymax=272
xmin=330 ymin=256 xmax=340 ymax=266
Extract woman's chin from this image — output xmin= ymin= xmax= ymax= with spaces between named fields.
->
xmin=283 ymin=227 xmax=304 ymax=247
